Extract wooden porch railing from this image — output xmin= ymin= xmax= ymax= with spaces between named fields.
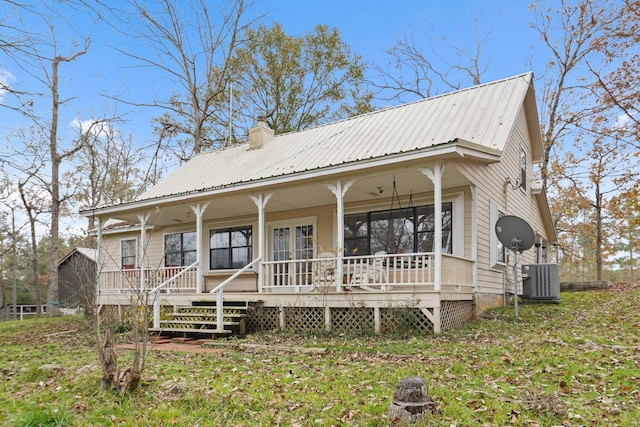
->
xmin=99 ymin=266 xmax=198 ymax=293
xmin=260 ymin=252 xmax=475 ymax=292
xmin=99 ymin=253 xmax=475 ymax=297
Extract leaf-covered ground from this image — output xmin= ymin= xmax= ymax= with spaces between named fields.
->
xmin=1 ymin=283 xmax=638 ymax=426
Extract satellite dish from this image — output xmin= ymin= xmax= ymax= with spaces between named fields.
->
xmin=495 ymin=215 xmax=535 ymax=253
xmin=494 ymin=215 xmax=535 ymax=319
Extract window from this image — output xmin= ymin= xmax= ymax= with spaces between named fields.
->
xmin=344 ymin=203 xmax=453 ymax=256
xmin=520 ymin=148 xmax=527 ymax=191
xmin=164 ymin=231 xmax=197 ymax=267
xmin=490 ymin=200 xmax=506 ymax=270
xmin=210 ymin=226 xmax=252 ymax=269
xmin=121 ymin=239 xmax=137 ymax=269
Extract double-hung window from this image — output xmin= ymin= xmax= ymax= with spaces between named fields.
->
xmin=209 ymin=226 xmax=252 ymax=269
xmin=121 ymin=238 xmax=137 ymax=269
xmin=164 ymin=231 xmax=197 ymax=267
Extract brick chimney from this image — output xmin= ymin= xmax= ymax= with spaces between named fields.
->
xmin=248 ymin=115 xmax=274 ymax=149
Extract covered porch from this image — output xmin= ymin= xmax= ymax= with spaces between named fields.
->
xmin=92 ymin=161 xmax=480 ymax=334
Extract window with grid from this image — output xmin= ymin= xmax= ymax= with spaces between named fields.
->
xmin=164 ymin=231 xmax=197 ymax=267
xmin=121 ymin=239 xmax=137 ymax=269
xmin=209 ymin=226 xmax=252 ymax=269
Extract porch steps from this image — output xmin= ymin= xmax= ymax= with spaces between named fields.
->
xmin=150 ymin=301 xmax=252 ymax=339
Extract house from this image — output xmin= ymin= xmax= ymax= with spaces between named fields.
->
xmin=82 ymin=73 xmax=556 ymax=335
xmin=58 ymin=247 xmax=97 ymax=312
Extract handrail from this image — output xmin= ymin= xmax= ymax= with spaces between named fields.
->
xmin=151 ymin=261 xmax=198 ymax=329
xmin=209 ymin=257 xmax=262 ymax=332
xmin=209 ymin=257 xmax=262 ymax=294
xmin=150 ymin=261 xmax=199 ymax=294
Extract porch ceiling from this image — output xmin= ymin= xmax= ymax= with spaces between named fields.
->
xmin=103 ymin=165 xmax=470 ymax=228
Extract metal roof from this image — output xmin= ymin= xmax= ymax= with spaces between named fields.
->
xmin=137 ymin=73 xmax=537 ymax=203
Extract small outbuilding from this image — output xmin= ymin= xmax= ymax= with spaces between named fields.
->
xmin=58 ymin=247 xmax=97 ymax=311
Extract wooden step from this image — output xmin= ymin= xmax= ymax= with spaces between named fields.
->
xmin=150 ymin=327 xmax=232 ymax=336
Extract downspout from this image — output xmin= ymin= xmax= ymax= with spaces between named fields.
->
xmin=251 ymin=193 xmax=272 ymax=293
xmin=191 ymin=203 xmax=209 ymax=294
xmin=327 ymin=180 xmax=354 ymax=292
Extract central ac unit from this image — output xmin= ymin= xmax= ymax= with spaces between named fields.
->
xmin=522 ymin=263 xmax=561 ymax=302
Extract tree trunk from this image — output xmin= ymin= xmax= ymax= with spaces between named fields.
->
xmin=48 ymin=58 xmax=61 ymax=317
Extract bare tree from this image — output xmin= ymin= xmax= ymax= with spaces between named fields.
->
xmin=530 ymin=0 xmax=622 ymax=184
xmin=1 ymin=1 xmax=98 ymax=316
xmin=65 ymin=118 xmax=149 ymax=238
xmin=104 ymin=0 xmax=260 ymax=162
xmin=370 ymin=18 xmax=493 ymax=103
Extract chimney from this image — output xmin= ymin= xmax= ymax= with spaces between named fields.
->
xmin=248 ymin=115 xmax=274 ymax=149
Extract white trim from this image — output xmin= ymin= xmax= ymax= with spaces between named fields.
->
xmin=206 ymin=224 xmax=256 ymax=273
xmin=489 ymin=199 xmax=507 ymax=271
xmin=119 ymin=237 xmax=138 ymax=269
xmin=266 ymin=216 xmax=318 ymax=261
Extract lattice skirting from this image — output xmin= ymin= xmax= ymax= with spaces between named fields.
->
xmin=98 ymin=304 xmax=125 ymax=324
xmin=440 ymin=300 xmax=475 ymax=332
xmin=245 ymin=304 xmax=473 ymax=335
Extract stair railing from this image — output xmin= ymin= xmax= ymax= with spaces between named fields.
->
xmin=151 ymin=261 xmax=198 ymax=329
xmin=209 ymin=257 xmax=262 ymax=332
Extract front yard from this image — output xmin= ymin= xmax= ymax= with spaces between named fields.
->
xmin=1 ymin=283 xmax=638 ymax=426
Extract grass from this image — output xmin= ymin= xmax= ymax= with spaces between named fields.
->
xmin=1 ymin=283 xmax=639 ymax=426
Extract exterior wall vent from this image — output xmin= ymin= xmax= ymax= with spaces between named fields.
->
xmin=522 ymin=263 xmax=561 ymax=302
xmin=530 ymin=179 xmax=543 ymax=194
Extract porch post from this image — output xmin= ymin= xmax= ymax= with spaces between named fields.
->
xmin=421 ymin=163 xmax=444 ymax=291
xmin=137 ymin=212 xmax=151 ymax=292
xmin=251 ymin=193 xmax=273 ymax=293
xmin=191 ymin=203 xmax=209 ymax=294
xmin=470 ymin=184 xmax=478 ymax=291
xmin=327 ymin=179 xmax=354 ymax=292
xmin=96 ymin=217 xmax=103 ymax=297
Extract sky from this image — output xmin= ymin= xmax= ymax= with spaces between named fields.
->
xmin=0 ymin=0 xmax=548 ymax=239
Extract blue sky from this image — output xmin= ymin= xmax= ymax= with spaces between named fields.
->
xmin=1 ymin=0 xmax=547 ymax=238
xmin=2 ymin=0 xmax=543 ymax=152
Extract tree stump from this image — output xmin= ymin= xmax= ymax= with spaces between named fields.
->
xmin=387 ymin=376 xmax=435 ymax=424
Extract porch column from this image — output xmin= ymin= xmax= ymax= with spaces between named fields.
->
xmin=96 ymin=217 xmax=103 ymax=297
xmin=251 ymin=193 xmax=273 ymax=292
xmin=137 ymin=212 xmax=151 ymax=292
xmin=327 ymin=179 xmax=354 ymax=292
xmin=421 ymin=163 xmax=444 ymax=291
xmin=191 ymin=203 xmax=209 ymax=294
xmin=470 ymin=184 xmax=478 ymax=291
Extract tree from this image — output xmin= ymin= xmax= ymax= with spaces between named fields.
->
xmin=66 ymin=118 xmax=149 ymax=237
xmin=532 ymin=0 xmax=640 ymax=280
xmin=0 ymin=1 xmax=97 ymax=316
xmin=107 ymin=0 xmax=258 ymax=162
xmin=234 ymin=23 xmax=374 ymax=134
xmin=530 ymin=0 xmax=625 ymax=184
xmin=370 ymin=19 xmax=493 ymax=103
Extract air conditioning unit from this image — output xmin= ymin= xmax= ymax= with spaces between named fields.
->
xmin=522 ymin=263 xmax=561 ymax=302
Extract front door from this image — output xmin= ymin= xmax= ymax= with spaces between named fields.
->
xmin=270 ymin=221 xmax=314 ymax=287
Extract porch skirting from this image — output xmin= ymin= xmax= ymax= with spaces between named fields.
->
xmin=97 ymin=290 xmax=475 ymax=335
xmin=245 ymin=300 xmax=474 ymax=335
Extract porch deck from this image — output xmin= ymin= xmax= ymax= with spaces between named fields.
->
xmin=97 ymin=253 xmax=476 ymax=334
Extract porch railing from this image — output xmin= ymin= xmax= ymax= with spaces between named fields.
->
xmin=441 ymin=254 xmax=475 ymax=290
xmin=261 ymin=252 xmax=472 ymax=292
xmin=99 ymin=265 xmax=198 ymax=293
